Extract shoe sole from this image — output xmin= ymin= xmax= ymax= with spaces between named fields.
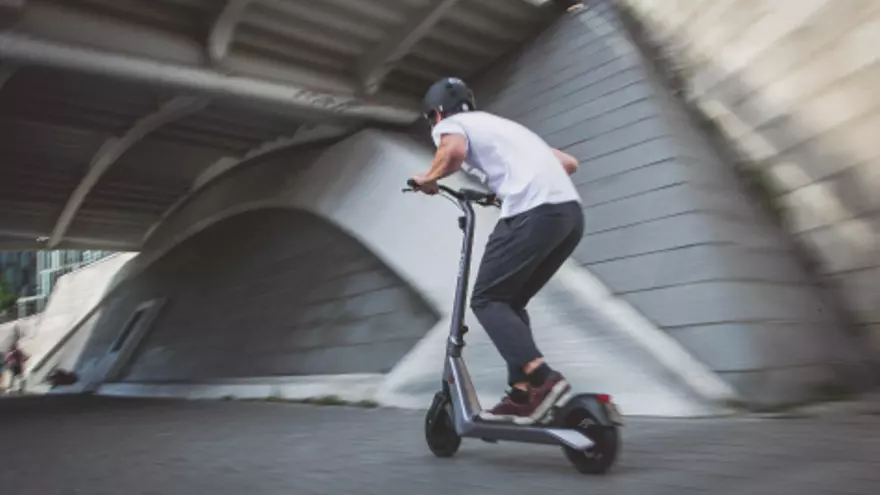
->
xmin=518 ymin=379 xmax=571 ymax=425
xmin=478 ymin=411 xmax=522 ymax=422
xmin=477 ymin=380 xmax=571 ymax=425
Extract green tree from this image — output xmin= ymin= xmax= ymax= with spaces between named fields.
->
xmin=0 ymin=273 xmax=19 ymax=313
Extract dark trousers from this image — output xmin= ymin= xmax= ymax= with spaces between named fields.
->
xmin=470 ymin=201 xmax=584 ymax=386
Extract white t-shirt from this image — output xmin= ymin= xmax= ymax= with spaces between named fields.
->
xmin=431 ymin=111 xmax=581 ymax=218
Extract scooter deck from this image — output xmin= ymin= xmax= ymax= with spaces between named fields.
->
xmin=458 ymin=392 xmax=621 ymax=451
xmin=459 ymin=415 xmax=595 ymax=450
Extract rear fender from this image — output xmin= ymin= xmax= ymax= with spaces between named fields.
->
xmin=549 ymin=393 xmax=622 ymax=427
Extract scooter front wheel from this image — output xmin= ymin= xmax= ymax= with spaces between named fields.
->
xmin=560 ymin=408 xmax=620 ymax=474
xmin=424 ymin=392 xmax=461 ymax=458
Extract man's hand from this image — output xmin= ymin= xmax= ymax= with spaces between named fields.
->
xmin=412 ymin=175 xmax=440 ymax=195
xmin=552 ymin=148 xmax=579 ymax=175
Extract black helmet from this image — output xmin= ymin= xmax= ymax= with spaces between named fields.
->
xmin=422 ymin=77 xmax=476 ymax=124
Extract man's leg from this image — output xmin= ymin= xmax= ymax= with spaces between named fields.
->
xmin=509 ymin=205 xmax=584 ymax=420
xmin=511 ymin=210 xmax=584 ymax=312
xmin=11 ymin=368 xmax=22 ymax=393
xmin=505 ymin=204 xmax=584 ymax=380
xmin=473 ymin=219 xmax=548 ymax=386
xmin=16 ymin=370 xmax=25 ymax=393
xmin=510 ymin=201 xmax=584 ymax=337
xmin=506 ymin=307 xmax=535 ymax=389
xmin=470 ymin=202 xmax=582 ymax=421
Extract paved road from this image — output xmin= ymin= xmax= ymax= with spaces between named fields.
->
xmin=1 ymin=396 xmax=878 ymax=495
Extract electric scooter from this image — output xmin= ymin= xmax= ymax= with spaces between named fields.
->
xmin=403 ymin=179 xmax=623 ymax=475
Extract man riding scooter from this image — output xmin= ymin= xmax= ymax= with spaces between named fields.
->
xmin=410 ymin=77 xmax=583 ymax=424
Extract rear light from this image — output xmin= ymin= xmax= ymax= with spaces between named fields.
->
xmin=596 ymin=394 xmax=612 ymax=404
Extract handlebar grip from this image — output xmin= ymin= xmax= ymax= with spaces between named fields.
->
xmin=405 ymin=180 xmax=495 ymax=205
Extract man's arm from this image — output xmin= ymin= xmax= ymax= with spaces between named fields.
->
xmin=422 ymin=134 xmax=468 ymax=182
xmin=552 ymin=148 xmax=579 ymax=175
xmin=413 ymin=134 xmax=468 ymax=193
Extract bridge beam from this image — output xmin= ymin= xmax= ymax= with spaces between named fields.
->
xmin=207 ymin=0 xmax=250 ymax=64
xmin=47 ymin=96 xmax=209 ymax=248
xmin=358 ymin=0 xmax=461 ymax=95
xmin=0 ymin=32 xmax=420 ymax=124
xmin=140 ymin=124 xmax=352 ymax=245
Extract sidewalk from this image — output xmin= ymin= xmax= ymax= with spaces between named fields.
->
xmin=0 ymin=396 xmax=877 ymax=494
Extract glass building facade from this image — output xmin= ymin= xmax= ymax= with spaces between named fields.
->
xmin=12 ymin=250 xmax=115 ymax=318
xmin=0 ymin=251 xmax=37 ymax=298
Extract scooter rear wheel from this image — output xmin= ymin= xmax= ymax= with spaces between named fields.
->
xmin=424 ymin=393 xmax=461 ymax=458
xmin=560 ymin=408 xmax=620 ymax=475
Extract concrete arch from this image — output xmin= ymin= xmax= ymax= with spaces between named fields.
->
xmin=71 ymin=207 xmax=439 ymax=387
xmin=136 ymin=129 xmax=497 ymax=313
xmin=93 ymin=129 xmax=733 ymax=415
xmin=78 ymin=130 xmax=504 ymax=403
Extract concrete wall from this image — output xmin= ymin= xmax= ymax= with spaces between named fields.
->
xmin=70 ymin=208 xmax=438 ymax=382
xmin=17 ymin=253 xmax=136 ymax=385
xmin=469 ymin=2 xmax=868 ymax=404
xmin=621 ymin=0 xmax=880 ymax=360
xmin=54 ymin=129 xmax=735 ymax=416
xmin=59 ymin=131 xmax=488 ymax=397
xmin=13 ymin=4 xmax=873 ymax=408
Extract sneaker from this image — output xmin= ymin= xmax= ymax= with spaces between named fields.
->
xmin=478 ymin=391 xmax=533 ymax=423
xmin=527 ymin=371 xmax=571 ymax=423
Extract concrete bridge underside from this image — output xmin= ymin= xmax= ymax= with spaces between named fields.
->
xmin=2 ymin=1 xmax=873 ymax=411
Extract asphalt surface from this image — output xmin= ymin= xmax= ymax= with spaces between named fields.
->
xmin=1 ymin=396 xmax=878 ymax=495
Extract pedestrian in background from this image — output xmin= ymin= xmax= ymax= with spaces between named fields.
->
xmin=4 ymin=341 xmax=28 ymax=394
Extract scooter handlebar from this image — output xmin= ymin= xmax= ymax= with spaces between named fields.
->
xmin=403 ymin=179 xmax=458 ymax=197
xmin=403 ymin=179 xmax=500 ymax=207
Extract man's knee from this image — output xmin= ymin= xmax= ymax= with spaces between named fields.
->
xmin=470 ymin=282 xmax=509 ymax=312
xmin=470 ymin=291 xmax=489 ymax=312
xmin=516 ymin=307 xmax=530 ymax=327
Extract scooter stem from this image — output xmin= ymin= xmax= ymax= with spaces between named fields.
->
xmin=447 ymin=200 xmax=476 ymax=354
